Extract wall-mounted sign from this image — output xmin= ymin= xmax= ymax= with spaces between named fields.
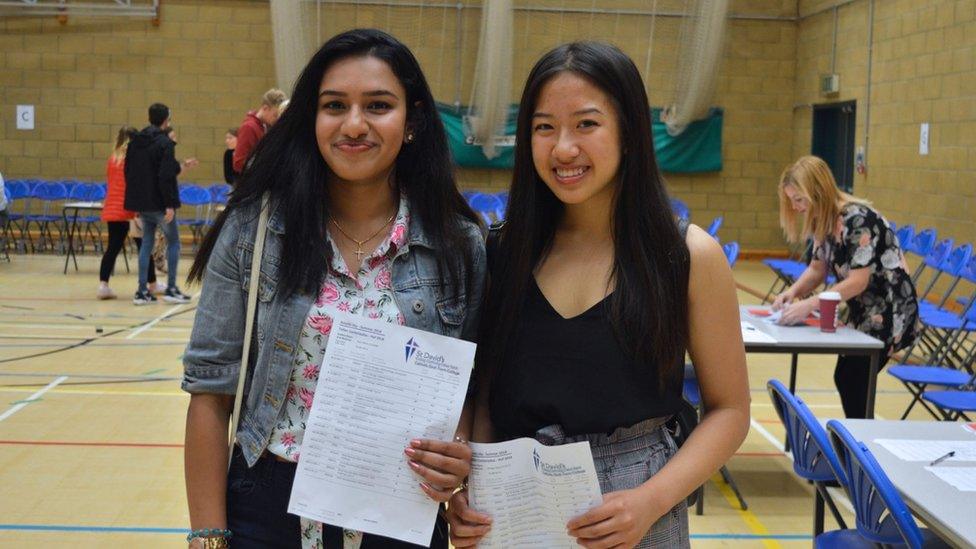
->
xmin=16 ymin=105 xmax=35 ymax=130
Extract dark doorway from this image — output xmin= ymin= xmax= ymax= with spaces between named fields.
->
xmin=811 ymin=100 xmax=856 ymax=193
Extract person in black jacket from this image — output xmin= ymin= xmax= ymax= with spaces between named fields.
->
xmin=124 ymin=103 xmax=198 ymax=305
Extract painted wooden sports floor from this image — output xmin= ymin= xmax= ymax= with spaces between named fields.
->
xmin=0 ymin=253 xmax=935 ymax=547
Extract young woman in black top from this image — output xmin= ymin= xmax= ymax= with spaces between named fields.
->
xmin=446 ymin=42 xmax=750 ymax=548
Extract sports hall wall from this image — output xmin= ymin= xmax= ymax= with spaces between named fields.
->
xmin=0 ymin=0 xmax=971 ymax=250
xmin=795 ymin=0 xmax=975 ymax=248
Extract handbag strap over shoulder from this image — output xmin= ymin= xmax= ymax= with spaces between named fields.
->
xmin=228 ymin=193 xmax=270 ymax=467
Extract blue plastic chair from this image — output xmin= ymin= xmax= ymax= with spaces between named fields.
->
xmin=706 ymin=216 xmax=723 ymax=240
xmin=823 ymin=421 xmax=949 ymax=548
xmin=66 ymin=183 xmax=102 ymax=252
xmin=903 ymin=250 xmax=976 ymax=370
xmin=1 ymin=186 xmax=11 ymax=260
xmin=921 ymin=373 xmax=976 ymax=421
xmin=469 ymin=193 xmax=504 ymax=225
xmin=908 ymin=229 xmax=939 ymax=281
xmin=177 ymin=184 xmax=212 ymax=247
xmin=895 ymin=224 xmax=915 ymax=251
xmin=767 ymin=380 xmax=848 ymax=536
xmin=207 ymin=184 xmax=232 ymax=226
xmin=26 ymin=181 xmax=68 ymax=252
xmin=209 ymin=183 xmax=231 ymax=205
xmin=4 ymin=180 xmax=32 ymax=251
xmin=915 ymin=243 xmax=970 ymax=318
xmin=669 ymin=197 xmax=690 ymax=220
xmin=722 ymin=241 xmax=739 ymax=268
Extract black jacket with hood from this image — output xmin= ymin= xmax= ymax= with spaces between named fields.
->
xmin=124 ymin=125 xmax=181 ymax=212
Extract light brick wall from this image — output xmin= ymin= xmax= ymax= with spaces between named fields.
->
xmin=795 ymin=0 xmax=976 ymax=247
xmin=0 ymin=0 xmax=797 ymax=249
xmin=0 ymin=1 xmax=276 ymax=185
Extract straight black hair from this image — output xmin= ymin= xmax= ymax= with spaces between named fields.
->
xmin=148 ymin=103 xmax=169 ymax=127
xmin=189 ymin=29 xmax=478 ymax=296
xmin=479 ymin=41 xmax=690 ymax=393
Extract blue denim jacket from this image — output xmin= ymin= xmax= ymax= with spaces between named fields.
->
xmin=182 ymin=198 xmax=486 ymax=466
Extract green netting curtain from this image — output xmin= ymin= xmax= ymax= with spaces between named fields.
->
xmin=436 ymin=103 xmax=723 ymax=173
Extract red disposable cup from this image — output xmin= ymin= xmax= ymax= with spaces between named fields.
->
xmin=819 ymin=291 xmax=841 ymax=333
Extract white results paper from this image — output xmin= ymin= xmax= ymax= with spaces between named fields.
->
xmin=468 ymin=438 xmax=604 ymax=547
xmin=925 ymin=467 xmax=976 ymax=491
xmin=875 ymin=439 xmax=976 ymax=462
xmin=288 ymin=310 xmax=475 ymax=546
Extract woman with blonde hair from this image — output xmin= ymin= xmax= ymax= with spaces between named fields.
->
xmin=772 ymin=155 xmax=918 ymax=418
xmin=98 ymin=126 xmax=159 ymax=299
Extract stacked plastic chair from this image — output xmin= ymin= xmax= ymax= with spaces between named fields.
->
xmin=706 ymin=216 xmax=723 ymax=240
xmin=468 ymin=192 xmax=505 ymax=225
xmin=921 ymin=368 xmax=976 ymax=421
xmin=906 ymin=228 xmax=939 ymax=282
xmin=822 ymin=421 xmax=950 ymax=548
xmin=669 ymin=197 xmax=690 ymax=220
xmin=25 ymin=180 xmax=68 ymax=253
xmin=177 ymin=184 xmax=212 ymax=248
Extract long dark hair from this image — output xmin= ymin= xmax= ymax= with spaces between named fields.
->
xmin=479 ymin=41 xmax=690 ymax=392
xmin=189 ymin=29 xmax=478 ymax=295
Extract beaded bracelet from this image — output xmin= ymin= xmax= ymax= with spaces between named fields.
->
xmin=186 ymin=528 xmax=233 ymax=542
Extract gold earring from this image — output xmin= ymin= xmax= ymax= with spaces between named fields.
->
xmin=405 ymin=132 xmax=415 ymax=143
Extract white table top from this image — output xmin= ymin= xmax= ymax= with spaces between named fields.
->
xmin=839 ymin=419 xmax=976 ymax=548
xmin=63 ymin=201 xmax=103 ymax=209
xmin=739 ymin=306 xmax=884 ymax=350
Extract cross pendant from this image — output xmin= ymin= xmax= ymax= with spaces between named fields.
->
xmin=354 ymin=246 xmax=366 ymax=261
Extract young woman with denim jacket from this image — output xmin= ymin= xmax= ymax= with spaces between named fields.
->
xmin=446 ymin=42 xmax=750 ymax=548
xmin=182 ymin=29 xmax=485 ymax=549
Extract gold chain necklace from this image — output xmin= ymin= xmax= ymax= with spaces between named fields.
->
xmin=331 ymin=212 xmax=396 ymax=261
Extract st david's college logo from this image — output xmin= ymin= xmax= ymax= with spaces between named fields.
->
xmin=404 ymin=337 xmax=420 ymax=362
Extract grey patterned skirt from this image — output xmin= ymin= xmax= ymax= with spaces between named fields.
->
xmin=533 ymin=418 xmax=691 ymax=549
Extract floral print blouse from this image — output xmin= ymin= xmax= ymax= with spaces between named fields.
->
xmin=266 ymin=199 xmax=410 ymax=549
xmin=813 ymin=202 xmax=919 ymax=356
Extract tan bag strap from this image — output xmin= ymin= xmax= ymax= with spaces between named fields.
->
xmin=228 ymin=193 xmax=270 ymax=467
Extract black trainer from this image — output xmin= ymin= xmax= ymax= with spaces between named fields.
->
xmin=163 ymin=286 xmax=192 ymax=304
xmin=133 ymin=290 xmax=158 ymax=305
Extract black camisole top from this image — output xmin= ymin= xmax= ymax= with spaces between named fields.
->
xmin=488 ymin=278 xmax=685 ymax=440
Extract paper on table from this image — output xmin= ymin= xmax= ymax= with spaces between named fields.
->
xmin=288 ymin=310 xmax=475 ymax=546
xmin=761 ymin=309 xmax=816 ymax=326
xmin=925 ymin=467 xmax=976 ymax=491
xmin=468 ymin=439 xmax=604 ymax=548
xmin=741 ymin=321 xmax=777 ymax=344
xmin=875 ymin=439 xmax=976 ymax=462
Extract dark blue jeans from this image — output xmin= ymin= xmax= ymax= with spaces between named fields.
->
xmin=226 ymin=448 xmax=449 ymax=548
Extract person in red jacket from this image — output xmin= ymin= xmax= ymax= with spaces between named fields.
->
xmin=231 ymin=88 xmax=288 ymax=176
xmin=98 ymin=126 xmax=161 ymax=299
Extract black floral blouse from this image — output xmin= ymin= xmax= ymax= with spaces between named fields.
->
xmin=813 ymin=203 xmax=919 ymax=356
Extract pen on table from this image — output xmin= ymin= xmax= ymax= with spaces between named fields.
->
xmin=929 ymin=451 xmax=955 ymax=466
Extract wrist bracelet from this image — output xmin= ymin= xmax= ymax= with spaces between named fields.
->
xmin=186 ymin=528 xmax=233 ymax=543
xmin=188 ymin=537 xmax=229 ymax=549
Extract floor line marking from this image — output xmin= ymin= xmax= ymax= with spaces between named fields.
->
xmin=749 ymin=419 xmax=856 ymax=515
xmin=0 ymin=372 xmax=179 ymax=380
xmin=750 ymin=417 xmax=787 ymax=450
xmin=0 ymin=388 xmax=185 ymax=397
xmin=0 ymin=523 xmax=814 ymax=539
xmin=126 ymin=302 xmax=192 ymax=340
xmin=0 ymin=376 xmax=67 ymax=422
xmin=0 ymin=524 xmax=187 ymax=534
xmin=0 ymin=439 xmax=183 ymax=449
xmin=711 ymin=472 xmax=782 ymax=549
